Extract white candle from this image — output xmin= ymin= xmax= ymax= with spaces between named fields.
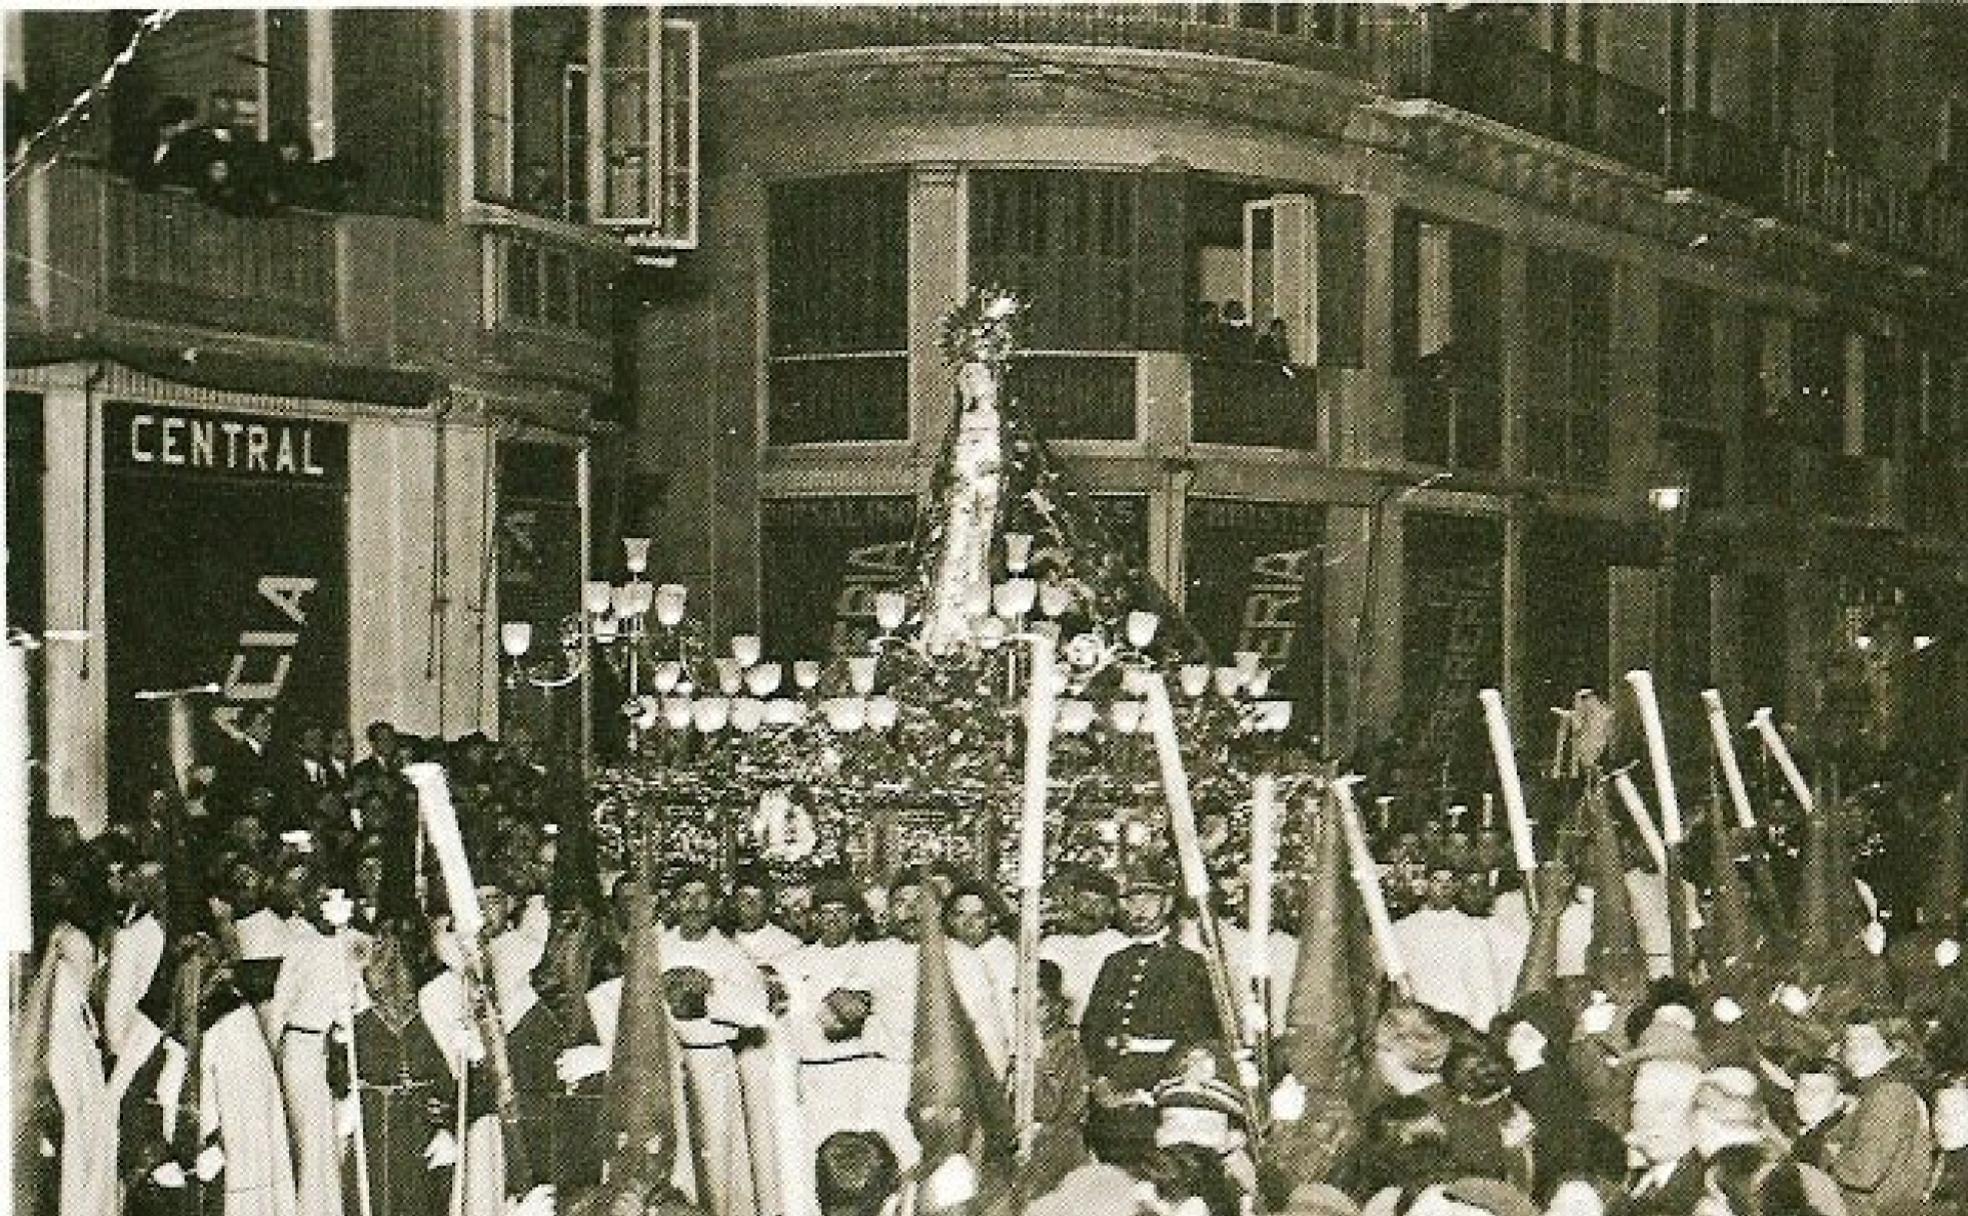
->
xmin=1249 ymin=776 xmax=1277 ymax=983
xmin=1 ymin=642 xmax=31 ymax=954
xmin=1750 ymin=708 xmax=1815 ymax=814
xmin=1613 ymin=768 xmax=1669 ymax=875
xmin=1142 ymin=682 xmax=1213 ymax=904
xmin=1624 ymin=670 xmax=1684 ymax=845
xmin=1479 ymin=686 xmax=1537 ymax=875
xmin=165 ymin=695 xmax=199 ymax=798
xmin=1141 ymin=677 xmax=1248 ymax=1049
xmin=1012 ymin=635 xmax=1057 ymax=1135
xmin=1702 ymin=689 xmax=1757 ymax=830
xmin=1018 ymin=636 xmax=1059 ymax=889
xmin=403 ymin=762 xmax=483 ymax=938
xmin=1333 ymin=777 xmax=1408 ymax=984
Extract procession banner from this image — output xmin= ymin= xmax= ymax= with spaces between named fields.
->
xmin=103 ymin=402 xmax=348 ymax=814
xmin=760 ymin=496 xmax=918 ymax=659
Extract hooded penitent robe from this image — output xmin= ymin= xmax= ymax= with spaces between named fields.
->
xmin=268 ymin=918 xmax=363 ymax=1216
xmin=202 ymin=998 xmax=301 ymax=1216
xmin=46 ymin=923 xmax=118 ymax=1216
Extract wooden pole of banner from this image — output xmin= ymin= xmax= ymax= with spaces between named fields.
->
xmin=1140 ymin=677 xmax=1263 ymax=1150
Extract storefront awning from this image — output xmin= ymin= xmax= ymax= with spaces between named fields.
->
xmin=6 ymin=333 xmax=440 ymax=408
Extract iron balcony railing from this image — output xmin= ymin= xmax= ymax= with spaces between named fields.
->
xmin=1414 ymin=27 xmax=1665 ymax=174
xmin=1782 ymin=147 xmax=1968 ymax=274
xmin=105 ymin=179 xmax=339 ymax=340
xmin=1190 ymin=356 xmax=1319 ymax=451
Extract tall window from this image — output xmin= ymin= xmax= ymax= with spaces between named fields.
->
xmin=971 ymin=171 xmax=1142 ymax=350
xmin=471 ymin=9 xmax=698 ymax=243
xmin=1659 ymin=283 xmax=1720 ymax=502
xmin=1395 ymin=212 xmax=1501 ymax=470
xmin=767 ymin=173 xmax=909 ymax=443
xmin=971 ymin=170 xmax=1151 ymax=440
xmin=1860 ymin=331 xmax=1902 ymax=457
xmin=1830 ymin=13 xmax=1878 ymax=165
xmin=1792 ymin=315 xmax=1845 ymax=451
xmin=1522 ymin=251 xmax=1610 ymax=485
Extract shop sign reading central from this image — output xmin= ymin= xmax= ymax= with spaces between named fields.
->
xmin=108 ymin=403 xmax=348 ymax=482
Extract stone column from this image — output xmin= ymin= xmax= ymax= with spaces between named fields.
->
xmin=38 ymin=369 xmax=108 ymax=835
xmin=909 ymin=165 xmax=967 ymax=483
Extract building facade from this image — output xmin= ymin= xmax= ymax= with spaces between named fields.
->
xmin=4 ymin=8 xmax=699 ymax=830
xmin=638 ymin=4 xmax=1968 ymax=791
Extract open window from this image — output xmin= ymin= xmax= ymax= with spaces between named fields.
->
xmin=469 ymin=7 xmax=698 ymax=250
xmin=1241 ymin=194 xmax=1317 ymax=364
xmin=594 ymin=9 xmax=698 ymax=249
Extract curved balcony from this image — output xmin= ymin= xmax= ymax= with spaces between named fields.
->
xmin=9 ymin=159 xmax=620 ymax=414
xmin=106 ymin=180 xmax=339 ymax=340
xmin=701 ymin=5 xmax=1371 ymax=73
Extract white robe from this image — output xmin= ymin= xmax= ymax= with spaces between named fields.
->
xmin=972 ymin=937 xmax=1018 ymax=1036
xmin=1481 ymin=894 xmax=1533 ymax=1000
xmin=102 ymin=911 xmax=165 ymax=1056
xmin=419 ymin=971 xmax=503 ymax=1216
xmin=777 ymin=940 xmax=915 ymax=1167
xmin=659 ymin=928 xmax=778 ymax=1216
xmin=1623 ymin=870 xmax=1705 ymax=980
xmin=203 ymin=1002 xmax=301 ymax=1216
xmin=46 ymin=924 xmax=117 ymax=1216
xmin=861 ymin=937 xmax=1011 ymax=1082
xmin=1392 ymin=907 xmax=1506 ymax=1029
xmin=1214 ymin=925 xmax=1300 ymax=1036
xmin=265 ymin=921 xmax=351 ymax=1216
xmin=734 ymin=924 xmax=803 ymax=969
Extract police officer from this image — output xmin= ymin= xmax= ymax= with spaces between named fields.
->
xmin=1079 ymin=854 xmax=1222 ymax=1164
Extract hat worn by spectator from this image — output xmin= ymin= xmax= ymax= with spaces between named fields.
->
xmin=1693 ymin=1065 xmax=1774 ymax=1154
xmin=1061 ymin=864 xmax=1119 ymax=899
xmin=1626 ymin=1017 xmax=1707 ymax=1068
xmin=1280 ymin=1182 xmax=1360 ymax=1216
xmin=1122 ymin=853 xmax=1177 ymax=895
xmin=1153 ymin=1073 xmax=1246 ymax=1150
xmin=811 ymin=876 xmax=862 ymax=912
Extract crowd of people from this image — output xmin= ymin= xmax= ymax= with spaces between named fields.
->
xmin=1187 ymin=302 xmax=1293 ymax=365
xmin=17 ymin=712 xmax=1968 ymax=1216
xmin=120 ymin=95 xmax=361 ymax=215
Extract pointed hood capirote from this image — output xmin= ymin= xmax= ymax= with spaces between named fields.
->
xmin=907 ymin=886 xmax=1014 ymax=1213
xmin=1275 ymin=791 xmax=1370 ymax=1182
xmin=1703 ymin=808 xmax=1762 ymax=980
xmin=599 ymin=879 xmax=688 ymax=1212
xmin=1581 ymin=778 xmax=1648 ymax=1006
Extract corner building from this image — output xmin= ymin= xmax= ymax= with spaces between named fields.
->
xmin=640 ymin=5 xmax=1968 ymax=790
xmin=5 ymin=8 xmax=700 ymax=830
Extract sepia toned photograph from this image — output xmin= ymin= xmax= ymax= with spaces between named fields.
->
xmin=4 ymin=6 xmax=1966 ymax=1216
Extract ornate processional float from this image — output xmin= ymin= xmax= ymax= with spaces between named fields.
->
xmin=583 ymin=289 xmax=1320 ymax=898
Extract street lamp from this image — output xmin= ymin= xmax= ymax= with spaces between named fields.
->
xmin=1648 ymin=468 xmax=1693 ymax=976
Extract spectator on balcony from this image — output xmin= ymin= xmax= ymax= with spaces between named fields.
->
xmin=256 ymin=122 xmax=324 ymax=211
xmin=1219 ymin=300 xmax=1255 ymax=360
xmin=132 ymin=95 xmax=228 ymax=191
xmin=1254 ymin=317 xmax=1291 ymax=365
xmin=1190 ymin=300 xmax=1225 ymax=356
